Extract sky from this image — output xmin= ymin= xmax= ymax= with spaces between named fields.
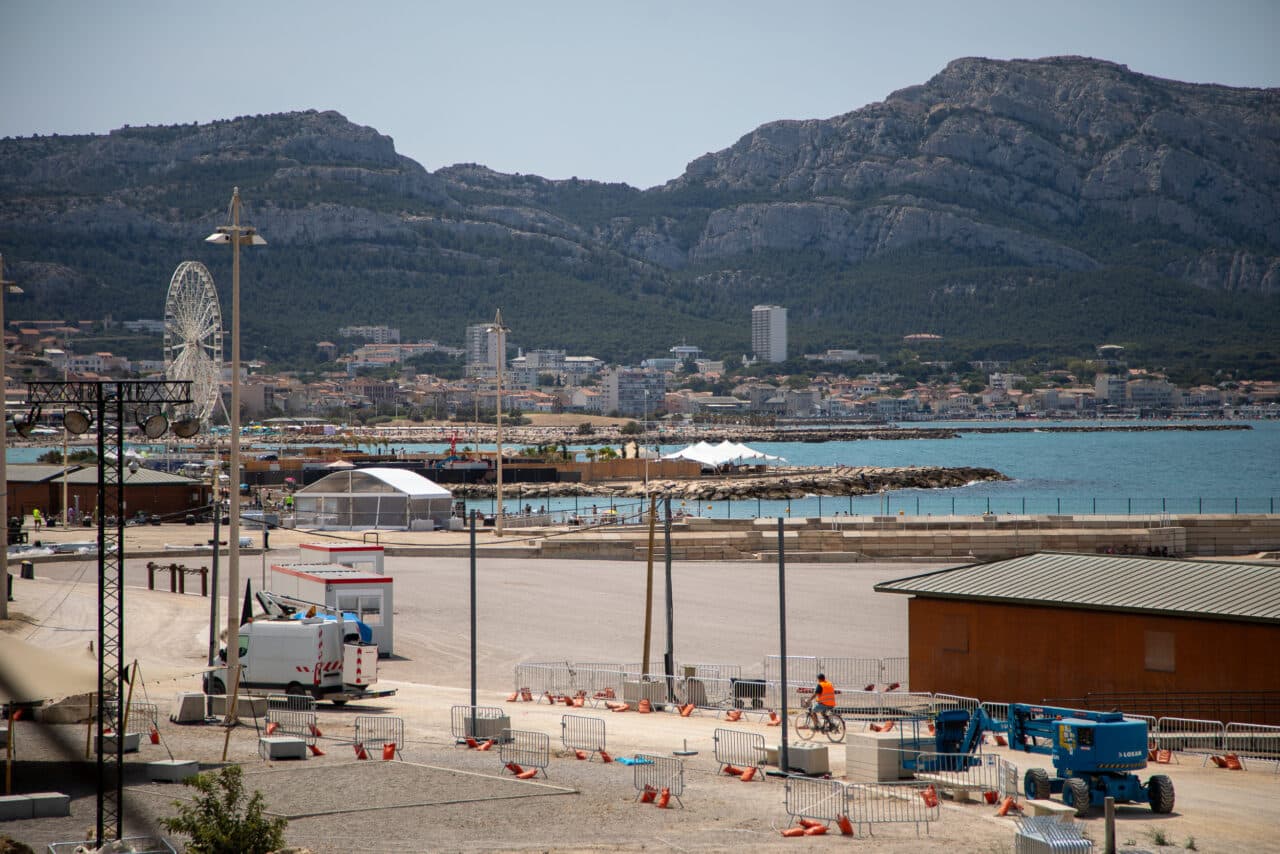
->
xmin=3 ymin=1 xmax=1277 ymax=190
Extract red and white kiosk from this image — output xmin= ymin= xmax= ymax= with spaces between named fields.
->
xmin=271 ymin=553 xmax=394 ymax=656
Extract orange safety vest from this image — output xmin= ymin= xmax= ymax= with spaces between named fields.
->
xmin=816 ymin=679 xmax=835 ymax=707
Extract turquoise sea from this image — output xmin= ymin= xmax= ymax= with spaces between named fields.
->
xmin=11 ymin=420 xmax=1278 ymax=522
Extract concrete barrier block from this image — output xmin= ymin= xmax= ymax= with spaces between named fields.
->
xmin=208 ymin=695 xmax=267 ymax=718
xmin=0 ymin=795 xmax=33 ymax=821
xmin=95 ymin=732 xmax=141 ymax=754
xmin=258 ymin=736 xmax=307 ymax=760
xmin=28 ymin=791 xmax=70 ymax=818
xmin=148 ymin=759 xmax=200 ymax=783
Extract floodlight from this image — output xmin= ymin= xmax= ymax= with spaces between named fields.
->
xmin=12 ymin=406 xmax=40 ymax=439
xmin=171 ymin=416 xmax=201 ymax=439
xmin=139 ymin=412 xmax=169 ymax=439
xmin=63 ymin=409 xmax=93 ymax=435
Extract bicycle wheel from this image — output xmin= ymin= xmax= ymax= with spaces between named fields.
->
xmin=825 ymin=713 xmax=846 ymax=743
xmin=794 ymin=711 xmax=815 ymax=740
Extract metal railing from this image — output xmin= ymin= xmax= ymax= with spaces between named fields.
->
xmin=632 ymin=753 xmax=685 ymax=807
xmin=560 ymin=714 xmax=606 ymax=758
xmin=845 ymin=781 xmax=940 ymax=836
xmin=499 ymin=729 xmax=550 ymax=778
xmin=449 ymin=705 xmax=507 ymax=743
xmin=354 ymin=715 xmax=404 ymax=759
xmin=784 ymin=776 xmax=847 ymax=824
xmin=913 ymin=752 xmax=1017 ymax=800
xmin=712 ymin=728 xmax=766 ymax=776
xmin=1153 ymin=716 xmax=1225 ymax=755
xmin=1054 ymin=689 xmax=1280 ymax=726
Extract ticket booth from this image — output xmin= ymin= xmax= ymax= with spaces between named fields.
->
xmin=298 ymin=542 xmax=385 ymax=575
xmin=270 ymin=562 xmax=394 ymax=656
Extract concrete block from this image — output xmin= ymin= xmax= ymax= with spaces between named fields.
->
xmin=785 ymin=743 xmax=829 ymax=775
xmin=208 ymin=695 xmax=267 ymax=718
xmin=0 ymin=795 xmax=33 ymax=821
xmin=95 ymin=732 xmax=141 ymax=754
xmin=258 ymin=736 xmax=307 ymax=760
xmin=148 ymin=759 xmax=200 ymax=783
xmin=464 ymin=715 xmax=510 ymax=740
xmin=1026 ymin=798 xmax=1077 ymax=823
xmin=171 ymin=692 xmax=207 ymax=723
xmin=28 ymin=791 xmax=70 ymax=817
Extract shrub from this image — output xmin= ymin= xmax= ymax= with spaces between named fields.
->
xmin=159 ymin=765 xmax=287 ymax=854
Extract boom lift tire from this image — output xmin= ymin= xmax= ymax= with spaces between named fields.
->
xmin=1024 ymin=767 xmax=1050 ymax=800
xmin=1063 ymin=777 xmax=1091 ymax=817
xmin=1147 ymin=774 xmax=1175 ymax=814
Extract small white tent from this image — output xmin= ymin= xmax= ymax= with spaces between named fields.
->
xmin=662 ymin=440 xmax=785 ymax=468
xmin=293 ymin=468 xmax=453 ymax=530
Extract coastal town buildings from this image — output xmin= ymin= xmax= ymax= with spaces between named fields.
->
xmin=751 ymin=304 xmax=787 ymax=363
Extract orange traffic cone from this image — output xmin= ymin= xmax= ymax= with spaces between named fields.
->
xmin=836 ymin=815 xmax=854 ymax=836
xmin=740 ymin=767 xmax=757 ymax=782
xmin=506 ymin=692 xmax=518 ymax=702
xmin=798 ymin=819 xmax=824 ymax=830
xmin=1211 ymin=755 xmax=1228 ymax=767
xmin=639 ymin=785 xmax=657 ymax=803
xmin=516 ymin=768 xmax=539 ymax=779
xmin=1156 ymin=749 xmax=1172 ymax=764
xmin=309 ymin=723 xmax=323 ymax=738
xmin=354 ymin=743 xmax=369 ymax=760
xmin=638 ymin=699 xmax=652 ymax=713
xmin=520 ymin=688 xmax=533 ymax=702
xmin=680 ymin=703 xmax=695 ymax=717
xmin=767 ymin=711 xmax=780 ymax=726
xmin=881 ymin=720 xmax=895 ymax=732
xmin=997 ymin=796 xmax=1021 ymax=816
xmin=465 ymin=737 xmax=480 ymax=749
xmin=994 ymin=734 xmax=1008 ymax=746
xmin=656 ymin=787 xmax=671 ymax=809
xmin=573 ymin=697 xmax=585 ymax=708
xmin=921 ymin=785 xmax=939 ymax=808
xmin=781 ymin=827 xmax=806 ymax=838
xmin=575 ymin=749 xmax=588 ymax=760
xmin=722 ymin=764 xmax=744 ymax=776
xmin=983 ymin=791 xmax=999 ymax=805
xmin=308 ymin=743 xmax=326 ymax=756
xmin=149 ymin=726 xmax=160 ymax=745
xmin=477 ymin=739 xmax=494 ymax=751
xmin=804 ymin=825 xmax=827 ymax=836
xmin=724 ymin=709 xmax=742 ymax=722
xmin=1224 ymin=753 xmax=1243 ymax=770
xmin=505 ymin=762 xmax=524 ymax=775
xmin=563 ymin=695 xmax=575 ymax=707
xmin=383 ymin=742 xmax=396 ymax=760
xmin=599 ymin=750 xmax=613 ymax=763
xmin=265 ymin=722 xmax=279 ymax=735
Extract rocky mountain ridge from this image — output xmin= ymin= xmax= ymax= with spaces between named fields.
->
xmin=1 ymin=57 xmax=1278 ymax=366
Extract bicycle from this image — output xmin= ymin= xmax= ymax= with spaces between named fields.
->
xmin=795 ymin=699 xmax=846 ymax=743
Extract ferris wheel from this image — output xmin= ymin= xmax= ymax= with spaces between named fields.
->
xmin=164 ymin=261 xmax=223 ymax=423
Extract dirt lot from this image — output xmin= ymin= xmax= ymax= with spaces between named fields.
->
xmin=2 ymin=537 xmax=1279 ymax=852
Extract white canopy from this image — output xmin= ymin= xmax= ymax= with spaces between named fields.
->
xmin=661 ymin=440 xmax=785 ymax=468
xmin=293 ymin=468 xmax=453 ymax=530
xmin=0 ymin=634 xmax=99 ymax=704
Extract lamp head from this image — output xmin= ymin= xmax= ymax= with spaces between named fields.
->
xmin=63 ymin=409 xmax=92 ymax=435
xmin=171 ymin=416 xmax=201 ymax=439
xmin=12 ymin=406 xmax=41 ymax=439
xmin=139 ymin=412 xmax=169 ymax=440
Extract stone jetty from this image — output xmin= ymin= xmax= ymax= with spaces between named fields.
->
xmin=449 ymin=465 xmax=1007 ymax=500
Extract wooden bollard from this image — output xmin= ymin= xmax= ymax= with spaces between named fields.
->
xmin=147 ymin=562 xmax=156 ymax=591
xmin=178 ymin=565 xmax=186 ymax=594
xmin=169 ymin=564 xmax=177 ymax=593
xmin=200 ymin=566 xmax=208 ymax=597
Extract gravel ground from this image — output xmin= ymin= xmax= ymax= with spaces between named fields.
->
xmin=3 ymin=541 xmax=1279 ymax=852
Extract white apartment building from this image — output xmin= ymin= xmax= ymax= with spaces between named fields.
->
xmin=751 ymin=305 xmax=787 ymax=363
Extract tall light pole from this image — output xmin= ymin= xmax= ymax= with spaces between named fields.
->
xmin=206 ymin=188 xmax=265 ymax=691
xmin=488 ymin=310 xmax=509 ymax=536
xmin=0 ymin=255 xmax=20 ymax=622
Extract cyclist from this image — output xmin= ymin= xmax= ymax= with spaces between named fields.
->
xmin=812 ymin=673 xmax=837 ymax=730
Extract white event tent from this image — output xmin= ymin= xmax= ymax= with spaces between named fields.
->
xmin=661 ymin=440 xmax=785 ymax=469
xmin=292 ymin=468 xmax=453 ymax=531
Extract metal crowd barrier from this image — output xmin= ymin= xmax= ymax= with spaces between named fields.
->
xmin=764 ymin=656 xmax=817 ymax=709
xmin=267 ymin=693 xmax=316 ymax=718
xmin=450 ymin=705 xmax=508 ymax=743
xmin=914 ymin=752 xmax=1017 ymax=800
xmin=561 ymin=714 xmax=606 ymax=758
xmin=1154 ymin=716 xmax=1226 ymax=755
xmin=513 ymin=662 xmax=573 ymax=697
xmin=822 ymin=657 xmax=884 ymax=693
xmin=354 ymin=715 xmax=405 ymax=759
xmin=267 ymin=707 xmax=317 ymax=746
xmin=1224 ymin=723 xmax=1280 ymax=768
xmin=500 ymin=729 xmax=550 ymax=778
xmin=713 ymin=727 xmax=767 ymax=777
xmin=784 ymin=776 xmax=847 ymax=824
xmin=931 ymin=693 xmax=981 ymax=715
xmin=104 ymin=700 xmax=159 ymax=733
xmin=1015 ymin=816 xmax=1093 ymax=853
xmin=632 ymin=753 xmax=685 ymax=807
xmin=845 ymin=781 xmax=940 ymax=836
xmin=680 ymin=675 xmax=734 ymax=710
xmin=980 ymin=702 xmax=1012 ymax=734
xmin=881 ymin=658 xmax=910 ymax=690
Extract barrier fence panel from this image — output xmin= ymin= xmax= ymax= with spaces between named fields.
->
xmin=267 ymin=694 xmax=316 ymax=718
xmin=513 ymin=662 xmax=573 ymax=698
xmin=1124 ymin=714 xmax=1157 ymax=746
xmin=585 ymin=669 xmax=630 ymax=704
xmin=846 ymin=781 xmax=940 ymax=836
xmin=931 ymin=694 xmax=981 ymax=715
xmin=449 ymin=705 xmax=508 ymax=743
xmin=1014 ymin=816 xmax=1093 ymax=854
xmin=729 ymin=677 xmax=771 ymax=711
xmin=784 ymin=776 xmax=847 ymax=824
xmin=980 ymin=702 xmax=1012 ymax=734
xmin=354 ymin=715 xmax=405 ymax=758
xmin=834 ymin=689 xmax=885 ymax=725
xmin=633 ymin=753 xmax=685 ymax=807
xmin=1224 ymin=723 xmax=1280 ymax=765
xmin=268 ymin=708 xmax=318 ymax=746
xmin=713 ymin=728 xmax=767 ymax=775
xmin=500 ymin=729 xmax=550 ymax=777
xmin=914 ymin=752 xmax=1018 ymax=800
xmin=561 ymin=714 xmax=606 ymax=757
xmin=1155 ymin=717 xmax=1226 ymax=755
xmin=681 ymin=676 xmax=734 ymax=711
xmin=764 ymin=656 xmax=818 ymax=709
xmin=821 ymin=657 xmax=883 ymax=693
xmin=878 ymin=692 xmax=936 ymax=718
xmin=105 ymin=701 xmax=159 ymax=733
xmin=881 ymin=658 xmax=910 ymax=691
xmin=679 ymin=663 xmax=743 ymax=682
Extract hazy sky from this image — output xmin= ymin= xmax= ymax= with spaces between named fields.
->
xmin=3 ymin=1 xmax=1277 ymax=189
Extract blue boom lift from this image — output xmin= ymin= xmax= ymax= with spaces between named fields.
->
xmin=933 ymin=703 xmax=1174 ymax=817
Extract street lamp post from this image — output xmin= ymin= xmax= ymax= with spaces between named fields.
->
xmin=0 ymin=255 xmax=20 ymax=622
xmin=206 ymin=188 xmax=265 ymax=697
xmin=488 ymin=310 xmax=509 ymax=536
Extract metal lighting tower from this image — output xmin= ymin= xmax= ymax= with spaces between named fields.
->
xmin=24 ymin=380 xmax=196 ymax=846
xmin=0 ymin=254 xmax=20 ymax=623
xmin=205 ymin=188 xmax=265 ymax=699
xmin=487 ymin=310 xmax=509 ymax=536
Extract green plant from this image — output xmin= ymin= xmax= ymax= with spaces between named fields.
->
xmin=159 ymin=764 xmax=287 ymax=854
xmin=1147 ymin=827 xmax=1171 ymax=847
xmin=1185 ymin=837 xmax=1198 ymax=851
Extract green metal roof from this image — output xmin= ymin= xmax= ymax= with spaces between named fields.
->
xmin=6 ymin=464 xmax=85 ymax=483
xmin=874 ymin=551 xmax=1280 ymax=625
xmin=62 ymin=467 xmax=203 ymax=486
